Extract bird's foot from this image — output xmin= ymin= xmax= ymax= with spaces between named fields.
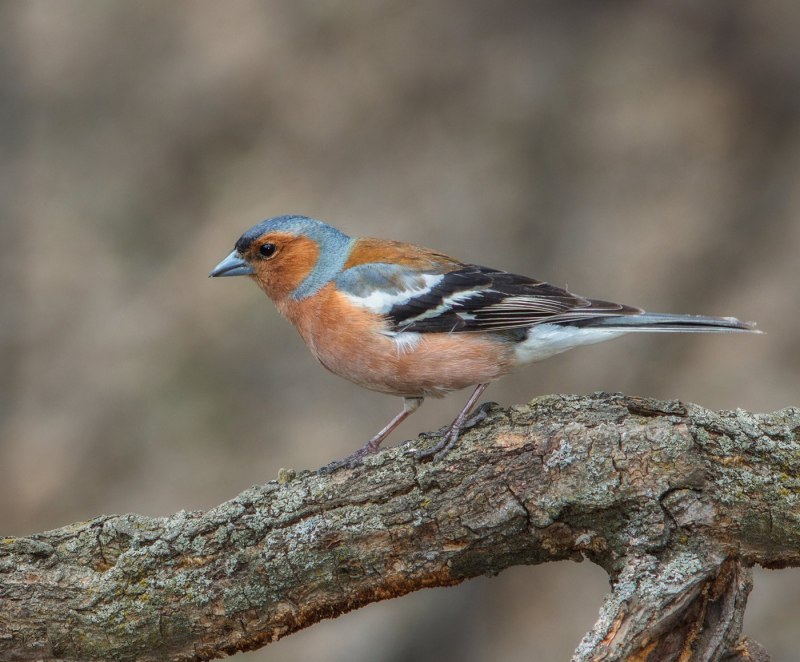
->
xmin=413 ymin=402 xmax=494 ymax=462
xmin=462 ymin=401 xmax=494 ymax=430
xmin=413 ymin=426 xmax=460 ymax=461
xmin=318 ymin=439 xmax=380 ymax=474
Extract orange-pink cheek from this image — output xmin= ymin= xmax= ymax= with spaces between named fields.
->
xmin=253 ymin=235 xmax=321 ymax=302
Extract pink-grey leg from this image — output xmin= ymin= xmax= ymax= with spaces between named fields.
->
xmin=320 ymin=397 xmax=424 ymax=472
xmin=415 ymin=382 xmax=490 ymax=460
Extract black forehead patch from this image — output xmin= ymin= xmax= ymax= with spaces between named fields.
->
xmin=234 ymin=221 xmax=273 ymax=253
xmin=235 ymin=233 xmax=256 ymax=253
xmin=233 ymin=216 xmax=308 ymax=253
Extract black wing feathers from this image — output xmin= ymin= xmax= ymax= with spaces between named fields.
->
xmin=386 ymin=265 xmax=641 ymax=334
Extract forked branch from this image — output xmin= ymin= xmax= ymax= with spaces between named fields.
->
xmin=1 ymin=393 xmax=798 ymax=661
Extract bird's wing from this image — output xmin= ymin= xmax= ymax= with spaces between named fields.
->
xmin=334 ymin=262 xmax=455 ymax=316
xmin=336 ymin=263 xmax=641 ymax=333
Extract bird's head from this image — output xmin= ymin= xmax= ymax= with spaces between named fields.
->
xmin=210 ymin=215 xmax=354 ymax=301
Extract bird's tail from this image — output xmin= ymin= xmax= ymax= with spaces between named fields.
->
xmin=581 ymin=313 xmax=761 ymax=334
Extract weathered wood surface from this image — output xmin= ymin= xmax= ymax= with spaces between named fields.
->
xmin=1 ymin=393 xmax=797 ymax=661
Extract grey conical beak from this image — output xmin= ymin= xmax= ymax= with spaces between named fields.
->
xmin=209 ymin=250 xmax=255 ymax=277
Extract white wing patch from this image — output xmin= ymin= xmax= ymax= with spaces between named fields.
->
xmin=398 ymin=289 xmax=483 ymax=325
xmin=342 ymin=273 xmax=444 ymax=314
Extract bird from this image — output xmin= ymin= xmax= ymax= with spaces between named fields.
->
xmin=210 ymin=214 xmax=759 ymax=471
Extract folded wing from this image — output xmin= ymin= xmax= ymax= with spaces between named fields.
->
xmin=337 ymin=263 xmax=644 ymax=334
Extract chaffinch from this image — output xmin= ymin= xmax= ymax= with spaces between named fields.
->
xmin=210 ymin=215 xmax=758 ymax=470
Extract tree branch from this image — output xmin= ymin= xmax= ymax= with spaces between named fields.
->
xmin=1 ymin=393 xmax=797 ymax=661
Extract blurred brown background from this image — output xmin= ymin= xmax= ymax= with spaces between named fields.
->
xmin=2 ymin=1 xmax=798 ymax=660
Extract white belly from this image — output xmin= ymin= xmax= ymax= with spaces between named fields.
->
xmin=513 ymin=324 xmax=626 ymax=364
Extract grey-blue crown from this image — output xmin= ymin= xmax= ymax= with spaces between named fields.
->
xmin=237 ymin=215 xmax=355 ymax=300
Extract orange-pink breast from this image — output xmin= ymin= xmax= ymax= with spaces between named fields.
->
xmin=278 ymin=285 xmax=516 ymax=397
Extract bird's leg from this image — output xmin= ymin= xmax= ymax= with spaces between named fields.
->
xmin=415 ymin=383 xmax=490 ymax=460
xmin=461 ymin=399 xmax=496 ymax=429
xmin=319 ymin=397 xmax=423 ymax=473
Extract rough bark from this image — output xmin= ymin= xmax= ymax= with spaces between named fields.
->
xmin=1 ymin=392 xmax=798 ymax=662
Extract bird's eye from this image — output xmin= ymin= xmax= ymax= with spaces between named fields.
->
xmin=259 ymin=243 xmax=277 ymax=258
